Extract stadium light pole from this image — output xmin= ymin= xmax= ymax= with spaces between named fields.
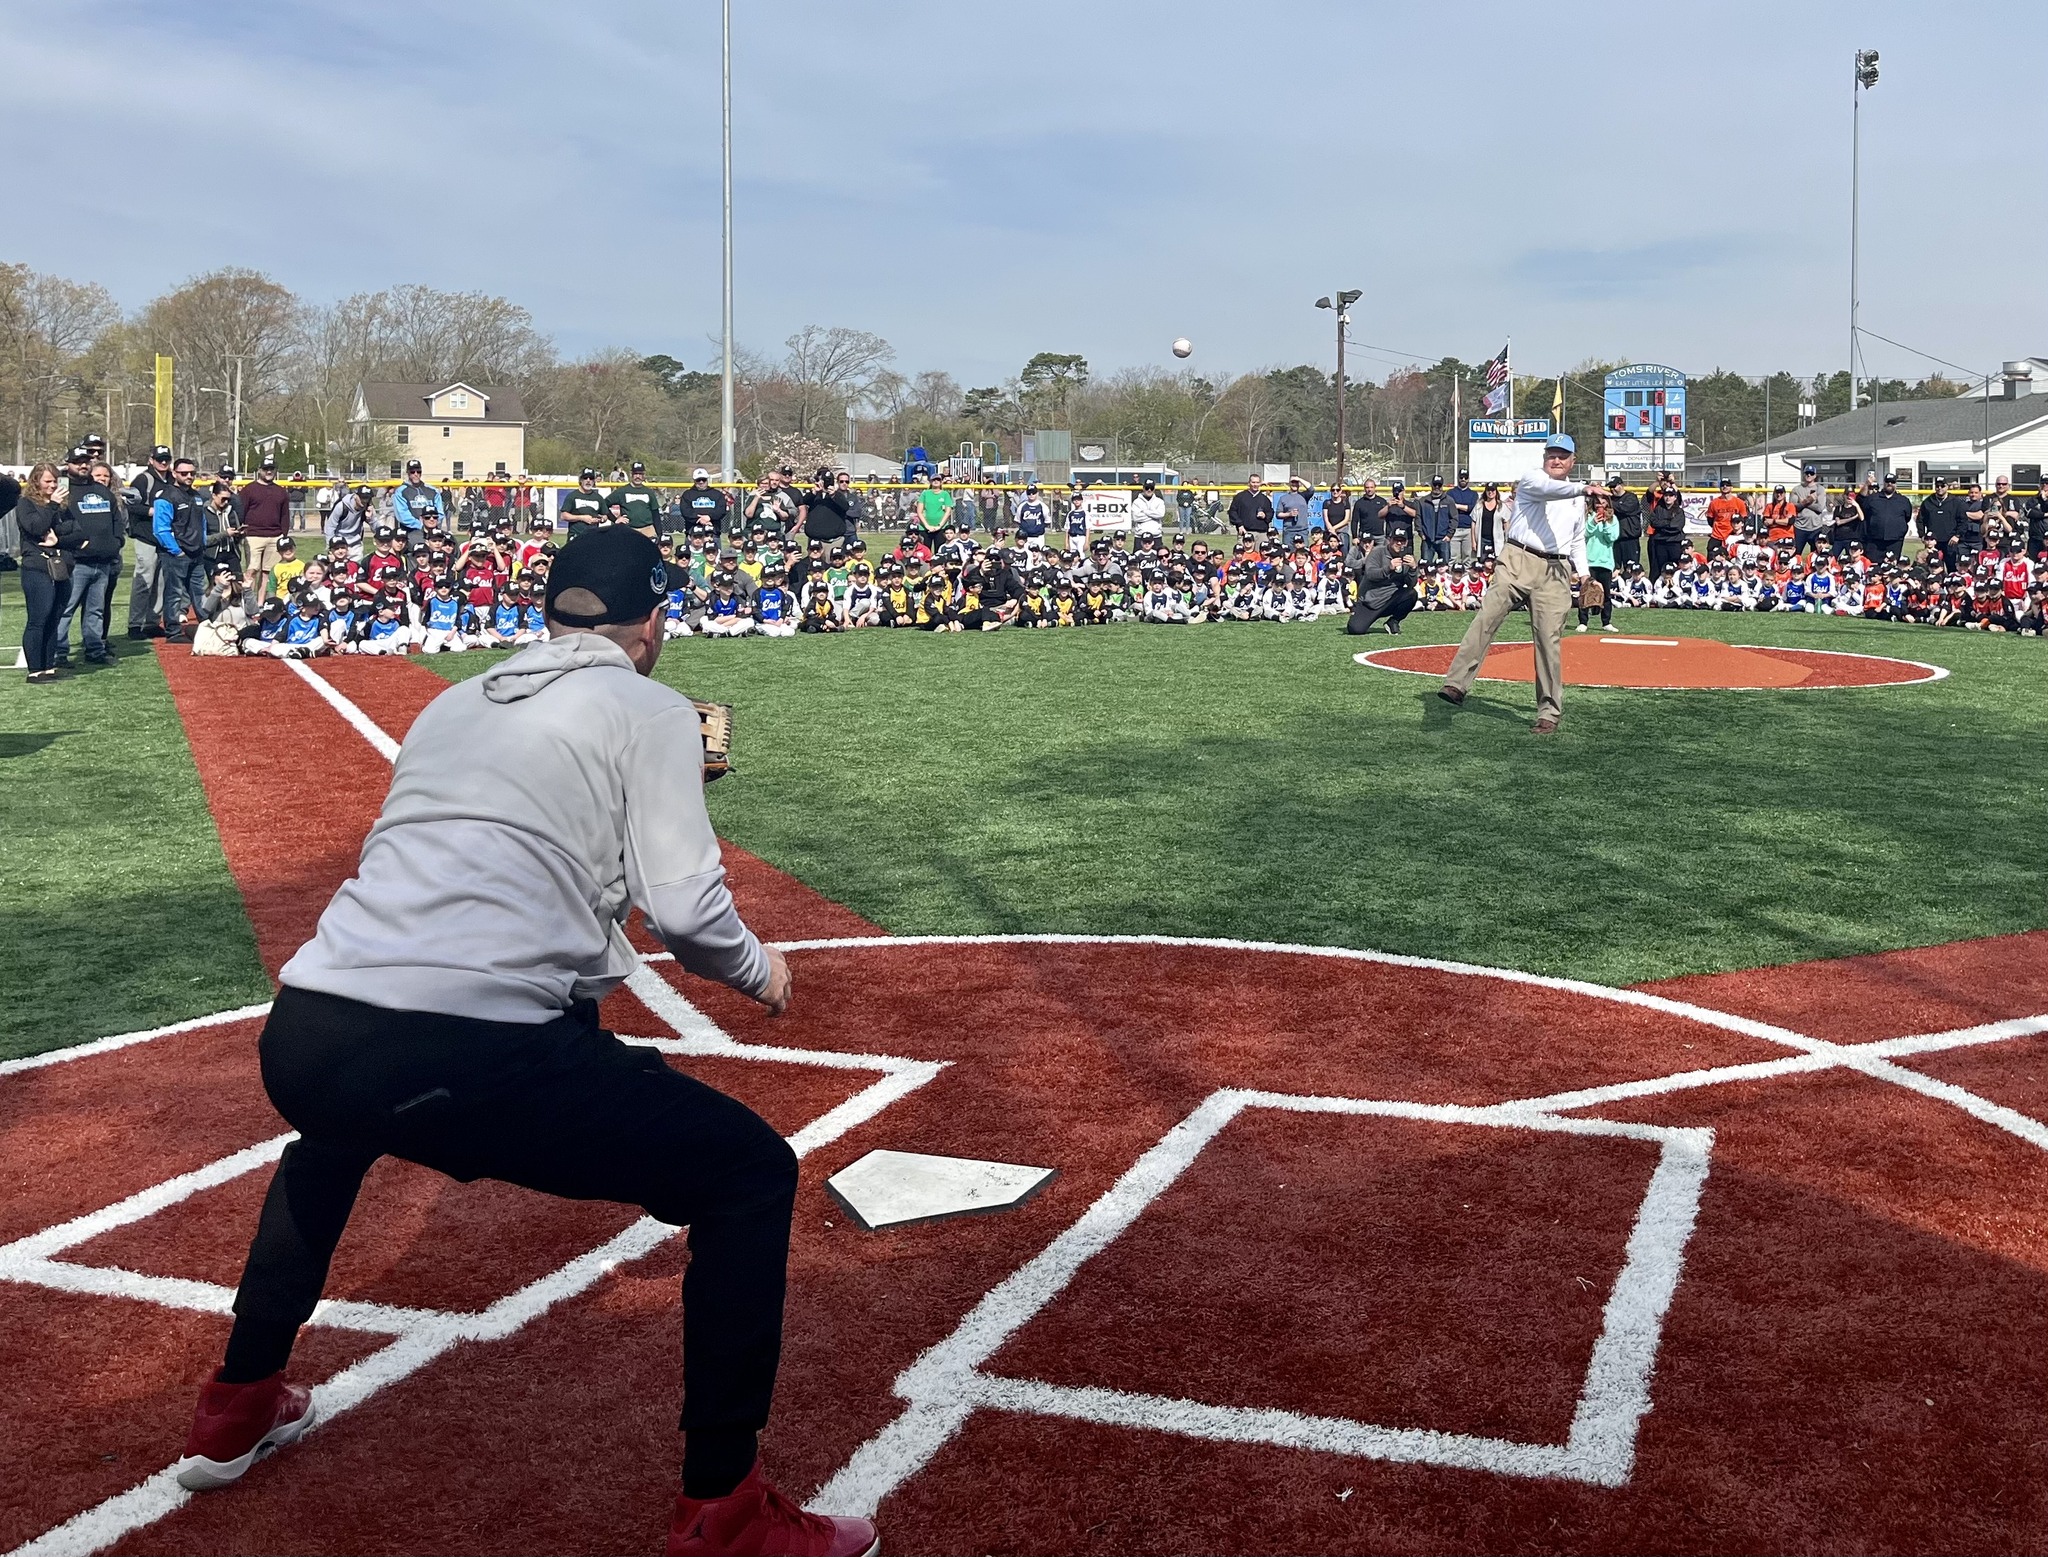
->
xmin=1315 ymin=290 xmax=1361 ymax=485
xmin=1848 ymin=48 xmax=1879 ymax=416
xmin=719 ymin=0 xmax=735 ymax=484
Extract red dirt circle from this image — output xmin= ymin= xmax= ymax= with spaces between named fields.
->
xmin=1354 ymin=635 xmax=1947 ymax=690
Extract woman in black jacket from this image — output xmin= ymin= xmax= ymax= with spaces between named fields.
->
xmin=17 ymin=462 xmax=85 ymax=682
xmin=800 ymin=466 xmax=853 ymax=545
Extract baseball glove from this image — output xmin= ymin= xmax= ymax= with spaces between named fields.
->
xmin=692 ymin=700 xmax=734 ymax=782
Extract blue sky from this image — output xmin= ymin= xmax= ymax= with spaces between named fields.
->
xmin=6 ymin=0 xmax=2040 ymax=388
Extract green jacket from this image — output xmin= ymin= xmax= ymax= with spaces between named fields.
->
xmin=1585 ymin=514 xmax=1619 ymax=571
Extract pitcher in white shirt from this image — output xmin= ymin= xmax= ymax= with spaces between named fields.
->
xmin=1437 ymin=432 xmax=1594 ymax=732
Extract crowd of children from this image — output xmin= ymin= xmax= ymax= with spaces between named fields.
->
xmin=191 ymin=509 xmax=2048 ymax=658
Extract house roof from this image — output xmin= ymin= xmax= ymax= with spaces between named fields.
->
xmin=1704 ymin=394 xmax=2048 ymax=462
xmin=356 ymin=381 xmax=528 ymax=424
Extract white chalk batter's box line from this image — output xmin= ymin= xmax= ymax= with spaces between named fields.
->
xmin=819 ymin=1090 xmax=1711 ymax=1508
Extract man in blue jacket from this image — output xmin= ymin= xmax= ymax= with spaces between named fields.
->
xmin=151 ymin=457 xmax=212 ymax=644
xmin=1416 ymin=477 xmax=1456 ymax=564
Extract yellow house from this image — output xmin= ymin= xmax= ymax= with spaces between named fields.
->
xmin=351 ymin=381 xmax=527 ymax=482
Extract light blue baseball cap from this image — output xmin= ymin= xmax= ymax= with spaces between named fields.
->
xmin=1545 ymin=431 xmax=1576 ymax=454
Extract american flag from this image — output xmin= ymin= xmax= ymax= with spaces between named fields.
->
xmin=1480 ymin=343 xmax=1510 ymax=415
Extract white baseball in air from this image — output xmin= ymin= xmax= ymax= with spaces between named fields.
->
xmin=1171 ymin=338 xmax=1193 ymax=359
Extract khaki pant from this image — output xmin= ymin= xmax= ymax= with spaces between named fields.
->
xmin=1442 ymin=541 xmax=1573 ymax=722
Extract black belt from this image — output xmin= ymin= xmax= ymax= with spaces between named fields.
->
xmin=1508 ymin=538 xmax=1568 ymax=562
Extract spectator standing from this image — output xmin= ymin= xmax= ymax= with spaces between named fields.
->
xmin=1918 ymin=477 xmax=1963 ymax=568
xmin=1349 ymin=477 xmax=1387 ymax=542
xmin=2024 ymin=480 xmax=2048 ymax=557
xmin=392 ymin=459 xmax=444 ymax=535
xmin=911 ymin=476 xmax=951 ymax=550
xmin=1380 ymin=481 xmax=1418 ymax=547
xmin=1704 ymin=479 xmax=1747 ymax=559
xmin=1577 ymin=488 xmax=1619 ymax=632
xmin=801 ymin=469 xmax=855 ymax=546
xmin=1607 ymin=477 xmax=1643 ymax=573
xmin=1447 ymin=470 xmax=1479 ymax=565
xmin=1790 ymin=468 xmax=1831 ymax=556
xmin=1958 ymin=482 xmax=1988 ymax=562
xmin=842 ymin=472 xmax=870 ymax=535
xmin=608 ymin=461 xmax=662 ymax=536
xmin=1475 ymin=482 xmax=1504 ymax=556
xmin=1829 ymin=486 xmax=1866 ymax=557
xmin=1272 ymin=476 xmax=1309 ymax=544
xmin=1645 ymin=482 xmax=1689 ymax=576
xmin=239 ymin=456 xmax=293 ymax=602
xmin=56 ymin=458 xmax=126 ymax=665
xmin=1761 ymin=484 xmax=1796 ymax=544
xmin=324 ymin=484 xmax=372 ymax=555
xmin=682 ymin=469 xmax=730 ymax=541
xmin=1129 ymin=478 xmax=1168 ymax=541
xmin=125 ymin=444 xmax=176 ymax=639
xmin=152 ymin=456 xmax=215 ymax=644
xmin=1416 ymin=477 xmax=1455 ymax=564
xmin=1175 ymin=484 xmax=1197 ymax=532
xmin=1861 ymin=471 xmax=1911 ymax=562
xmin=17 ymin=462 xmax=81 ymax=682
xmin=949 ymin=482 xmax=982 ymax=535
xmin=561 ymin=468 xmax=607 ymax=538
xmin=1227 ymin=473 xmax=1273 ymax=540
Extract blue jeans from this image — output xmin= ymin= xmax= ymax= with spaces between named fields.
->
xmin=58 ymin=556 xmax=120 ymax=660
xmin=1420 ymin=535 xmax=1451 ymax=564
xmin=162 ymin=553 xmax=210 ymax=636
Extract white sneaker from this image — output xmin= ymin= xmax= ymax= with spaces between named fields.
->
xmin=1574 ymin=623 xmax=1588 ymax=633
xmin=1600 ymin=623 xmax=1619 ymax=632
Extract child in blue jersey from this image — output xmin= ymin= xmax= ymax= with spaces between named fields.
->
xmin=418 ymin=578 xmax=470 ymax=653
xmin=752 ymin=567 xmax=797 ymax=638
xmin=516 ymin=582 xmax=548 ymax=641
xmin=255 ymin=592 xmax=332 ymax=658
xmin=488 ymin=590 xmax=525 ymax=647
xmin=353 ymin=598 xmax=412 ymax=655
xmin=1803 ymin=565 xmax=1835 ymax=614
xmin=663 ymin=582 xmax=695 ymax=640
xmin=701 ymin=576 xmax=751 ymax=637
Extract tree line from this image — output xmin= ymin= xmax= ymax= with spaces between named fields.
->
xmin=0 ymin=259 xmax=1964 ymax=477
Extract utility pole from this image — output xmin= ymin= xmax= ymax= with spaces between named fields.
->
xmin=718 ymin=0 xmax=736 ymax=483
xmin=1849 ymin=48 xmax=1880 ymax=416
xmin=230 ymin=355 xmax=244 ymax=474
xmin=1315 ymin=290 xmax=1361 ymax=485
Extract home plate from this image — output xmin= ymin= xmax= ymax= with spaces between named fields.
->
xmin=827 ymin=1149 xmax=1056 ymax=1230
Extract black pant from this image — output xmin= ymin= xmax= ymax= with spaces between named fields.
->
xmin=20 ymin=568 xmax=69 ymax=673
xmin=1578 ymin=565 xmax=1614 ymax=627
xmin=1647 ymin=533 xmax=1689 ymax=578
xmin=1344 ymin=582 xmax=1417 ymax=635
xmin=1864 ymin=536 xmax=1903 ymax=563
xmin=226 ymin=987 xmax=797 ymax=1491
xmin=1612 ymin=535 xmax=1640 ymax=573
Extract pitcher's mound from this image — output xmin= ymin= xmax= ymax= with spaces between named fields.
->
xmin=1354 ymin=635 xmax=1946 ymax=690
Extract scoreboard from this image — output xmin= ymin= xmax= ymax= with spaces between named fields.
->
xmin=1603 ymin=365 xmax=1688 ymax=472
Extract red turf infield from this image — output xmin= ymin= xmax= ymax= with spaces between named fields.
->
xmin=1355 ymin=636 xmax=1945 ymax=689
xmin=3 ymin=652 xmax=2044 ymax=1555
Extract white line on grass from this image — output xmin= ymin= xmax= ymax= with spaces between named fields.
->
xmin=282 ymin=658 xmax=401 ymax=760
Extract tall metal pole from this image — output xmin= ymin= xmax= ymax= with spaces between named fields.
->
xmin=1848 ymin=49 xmax=1871 ymax=420
xmin=231 ymin=356 xmax=244 ymax=475
xmin=718 ymin=0 xmax=735 ymax=482
xmin=1334 ymin=304 xmax=1347 ymax=487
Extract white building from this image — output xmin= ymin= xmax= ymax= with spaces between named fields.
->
xmin=1693 ymin=358 xmax=2047 ymax=491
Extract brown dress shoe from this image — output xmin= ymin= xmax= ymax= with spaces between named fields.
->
xmin=1437 ymin=685 xmax=1466 ymax=706
xmin=1532 ymin=717 xmax=1560 ymax=734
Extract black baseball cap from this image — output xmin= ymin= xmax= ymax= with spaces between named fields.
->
xmin=406 ymin=458 xmax=422 ymax=472
xmin=544 ymin=526 xmax=667 ymax=626
xmin=580 ymin=467 xmax=597 ymax=480
xmin=630 ymin=460 xmax=645 ymax=473
xmin=150 ymin=445 xmax=172 ymax=460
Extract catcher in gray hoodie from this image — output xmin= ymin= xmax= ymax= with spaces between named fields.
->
xmin=175 ymin=529 xmax=878 ymax=1557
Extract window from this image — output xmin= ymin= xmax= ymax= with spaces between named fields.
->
xmin=442 ymin=425 xmax=451 ymax=438
xmin=452 ymin=461 xmax=465 ymax=480
xmin=449 ymin=390 xmax=470 ymax=410
xmin=388 ymin=461 xmax=402 ymax=478
xmin=396 ymin=425 xmax=409 ymax=444
xmin=495 ymin=461 xmax=508 ymax=475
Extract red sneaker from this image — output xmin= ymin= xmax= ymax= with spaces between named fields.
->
xmin=667 ymin=1460 xmax=878 ymax=1557
xmin=174 ymin=1373 xmax=317 ymax=1490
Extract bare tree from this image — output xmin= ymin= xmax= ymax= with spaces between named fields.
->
xmin=543 ymin=349 xmax=665 ymax=461
xmin=0 ymin=264 xmax=123 ymax=460
xmin=781 ymin=325 xmax=894 ymax=437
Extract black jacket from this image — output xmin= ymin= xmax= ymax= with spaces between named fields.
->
xmin=1861 ymin=491 xmax=1912 ymax=544
xmin=127 ymin=468 xmax=171 ymax=545
xmin=1646 ymin=494 xmax=1687 ymax=536
xmin=16 ymin=498 xmax=85 ymax=575
xmin=64 ymin=480 xmax=127 ymax=561
xmin=1610 ymin=489 xmax=1644 ymax=539
xmin=1920 ymin=494 xmax=1965 ymax=545
xmin=1227 ymin=489 xmax=1274 ymax=530
xmin=802 ymin=488 xmax=854 ymax=543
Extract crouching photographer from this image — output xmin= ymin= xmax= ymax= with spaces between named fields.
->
xmin=1344 ymin=527 xmax=1420 ymax=636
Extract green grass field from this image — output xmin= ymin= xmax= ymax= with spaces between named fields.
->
xmin=6 ymin=563 xmax=2045 ymax=1059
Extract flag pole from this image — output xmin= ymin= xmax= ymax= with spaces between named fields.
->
xmin=1506 ymin=337 xmax=1514 ymax=422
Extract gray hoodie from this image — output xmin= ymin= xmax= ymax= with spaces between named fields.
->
xmin=281 ymin=634 xmax=768 ymax=1023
